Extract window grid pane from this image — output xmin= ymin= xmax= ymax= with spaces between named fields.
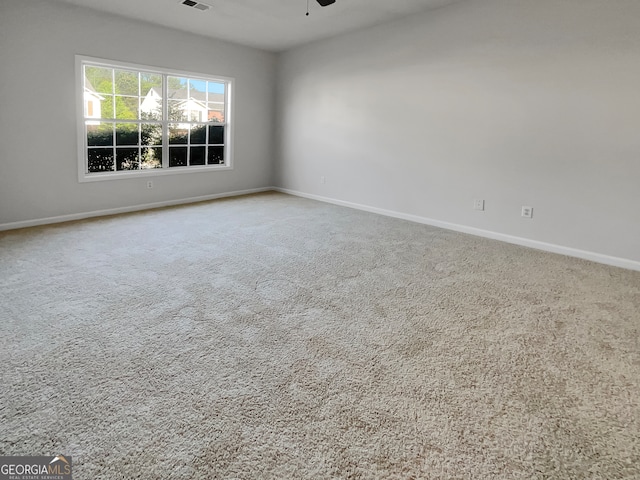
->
xmin=82 ymin=59 xmax=230 ymax=175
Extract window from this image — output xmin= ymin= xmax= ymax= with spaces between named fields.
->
xmin=77 ymin=56 xmax=232 ymax=181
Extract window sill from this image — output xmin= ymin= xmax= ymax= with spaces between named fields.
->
xmin=78 ymin=164 xmax=233 ymax=183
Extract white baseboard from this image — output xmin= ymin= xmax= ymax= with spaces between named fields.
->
xmin=274 ymin=187 xmax=640 ymax=272
xmin=3 ymin=185 xmax=638 ymax=272
xmin=0 ymin=187 xmax=272 ymax=232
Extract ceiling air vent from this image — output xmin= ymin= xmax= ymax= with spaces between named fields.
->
xmin=181 ymin=0 xmax=210 ymax=11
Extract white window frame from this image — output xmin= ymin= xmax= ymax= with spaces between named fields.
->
xmin=76 ymin=55 xmax=234 ymax=183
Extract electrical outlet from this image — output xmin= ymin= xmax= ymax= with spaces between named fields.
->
xmin=473 ymin=199 xmax=485 ymax=211
xmin=320 ymin=176 xmax=326 ymax=184
xmin=146 ymin=180 xmax=153 ymax=189
xmin=521 ymin=206 xmax=533 ymax=218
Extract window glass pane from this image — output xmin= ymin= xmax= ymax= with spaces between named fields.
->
xmin=99 ymin=95 xmax=115 ymax=119
xmin=207 ymin=101 xmax=225 ymax=123
xmin=188 ymin=80 xmax=207 ymax=122
xmin=87 ymin=122 xmax=113 ymax=146
xmin=190 ymin=79 xmax=207 ymax=95
xmin=169 ymin=124 xmax=188 ymax=144
xmin=168 ymin=100 xmax=187 ymax=122
xmin=140 ymin=101 xmax=162 ymax=121
xmin=141 ymin=147 xmax=162 ymax=169
xmin=140 ymin=96 xmax=162 ymax=120
xmin=207 ymin=146 xmax=224 ymax=165
xmin=190 ymin=124 xmax=206 ymax=144
xmin=189 ymin=108 xmax=204 ymax=122
xmin=168 ymin=76 xmax=188 ymax=93
xmin=207 ymin=81 xmax=225 ymax=96
xmin=141 ymin=124 xmax=162 ymax=146
xmin=114 ymin=69 xmax=139 ymax=95
xmin=208 ymin=125 xmax=224 ymax=145
xmin=115 ymin=123 xmax=138 ymax=145
xmin=88 ymin=148 xmax=114 ymax=172
xmin=85 ymin=66 xmax=113 ymax=94
xmin=169 ymin=147 xmax=188 ymax=167
xmin=141 ymin=73 xmax=162 ymax=93
xmin=190 ymin=146 xmax=206 ymax=165
xmin=140 ymin=73 xmax=163 ymax=121
xmin=115 ymin=96 xmax=139 ymax=120
xmin=168 ymin=77 xmax=188 ymax=123
xmin=116 ymin=148 xmax=139 ymax=170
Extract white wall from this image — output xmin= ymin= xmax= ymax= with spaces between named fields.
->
xmin=0 ymin=0 xmax=276 ymax=225
xmin=276 ymin=0 xmax=640 ymax=265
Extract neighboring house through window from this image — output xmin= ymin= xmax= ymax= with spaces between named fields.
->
xmin=76 ymin=56 xmax=232 ymax=181
xmin=84 ymin=78 xmax=103 ymax=125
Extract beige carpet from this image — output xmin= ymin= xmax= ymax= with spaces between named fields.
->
xmin=1 ymin=192 xmax=638 ymax=479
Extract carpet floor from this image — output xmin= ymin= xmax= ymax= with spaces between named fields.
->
xmin=1 ymin=192 xmax=639 ymax=479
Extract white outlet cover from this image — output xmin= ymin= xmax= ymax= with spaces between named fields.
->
xmin=473 ymin=199 xmax=485 ymax=211
xmin=521 ymin=206 xmax=533 ymax=218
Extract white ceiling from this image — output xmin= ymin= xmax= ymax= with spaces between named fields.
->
xmin=51 ymin=0 xmax=462 ymax=52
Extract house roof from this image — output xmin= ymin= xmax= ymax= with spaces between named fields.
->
xmin=84 ymin=77 xmax=105 ymax=100
xmin=84 ymin=77 xmax=97 ymax=92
